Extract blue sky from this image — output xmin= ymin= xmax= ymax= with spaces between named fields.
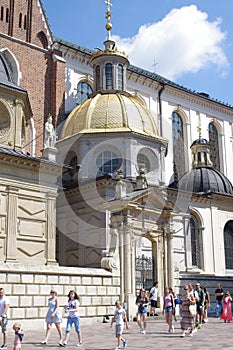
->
xmin=42 ymin=0 xmax=233 ymax=106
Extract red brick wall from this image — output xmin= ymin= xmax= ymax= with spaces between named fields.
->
xmin=0 ymin=0 xmax=66 ymax=156
xmin=0 ymin=0 xmax=11 ymax=35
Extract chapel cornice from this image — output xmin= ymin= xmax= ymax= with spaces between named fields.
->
xmin=0 ymin=151 xmax=62 ymax=175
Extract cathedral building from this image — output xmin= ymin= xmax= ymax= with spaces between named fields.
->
xmin=0 ymin=0 xmax=233 ymax=327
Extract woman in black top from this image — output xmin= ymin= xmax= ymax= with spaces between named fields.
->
xmin=135 ymin=289 xmax=148 ymax=334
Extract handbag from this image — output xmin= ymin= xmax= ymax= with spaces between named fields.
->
xmin=189 ymin=304 xmax=197 ymax=316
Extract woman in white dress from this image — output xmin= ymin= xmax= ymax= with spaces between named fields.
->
xmin=41 ymin=290 xmax=63 ymax=346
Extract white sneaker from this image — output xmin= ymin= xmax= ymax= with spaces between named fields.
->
xmin=141 ymin=329 xmax=146 ymax=334
xmin=77 ymin=342 xmax=82 ymax=347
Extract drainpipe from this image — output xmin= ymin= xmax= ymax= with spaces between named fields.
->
xmin=158 ymin=83 xmax=165 ymax=137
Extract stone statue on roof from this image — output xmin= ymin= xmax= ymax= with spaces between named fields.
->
xmin=44 ymin=114 xmax=57 ymax=149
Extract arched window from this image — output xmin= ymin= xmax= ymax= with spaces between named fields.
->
xmin=5 ymin=8 xmax=9 ymax=23
xmin=19 ymin=13 xmax=22 ymax=28
xmin=24 ymin=15 xmax=27 ymax=30
xmin=137 ymin=153 xmax=150 ymax=173
xmin=96 ymin=65 xmax=101 ymax=91
xmin=172 ymin=112 xmax=185 ymax=180
xmin=0 ymin=102 xmax=11 ymax=138
xmin=190 ymin=215 xmax=202 ymax=269
xmin=1 ymin=48 xmax=20 ymax=85
xmin=224 ymin=221 xmax=233 ymax=269
xmin=105 ymin=63 xmax=113 ymax=90
xmin=117 ymin=64 xmax=123 ymax=90
xmin=37 ymin=31 xmax=48 ymax=49
xmin=76 ymin=82 xmax=92 ymax=105
xmin=208 ymin=123 xmax=220 ymax=171
xmin=96 ymin=151 xmax=121 ymax=175
xmin=1 ymin=7 xmax=4 ymax=21
xmin=21 ymin=117 xmax=26 ymax=145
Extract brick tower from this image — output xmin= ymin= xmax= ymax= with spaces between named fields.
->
xmin=0 ymin=0 xmax=65 ymax=156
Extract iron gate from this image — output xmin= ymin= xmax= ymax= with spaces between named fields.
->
xmin=135 ymin=254 xmax=154 ymax=292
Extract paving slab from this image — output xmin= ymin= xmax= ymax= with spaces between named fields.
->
xmin=5 ymin=316 xmax=233 ymax=350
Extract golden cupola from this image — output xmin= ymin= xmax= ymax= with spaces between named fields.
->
xmin=60 ymin=0 xmax=159 ymax=140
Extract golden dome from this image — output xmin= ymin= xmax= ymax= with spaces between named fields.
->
xmin=60 ymin=92 xmax=158 ymax=139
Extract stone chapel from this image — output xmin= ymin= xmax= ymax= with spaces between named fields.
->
xmin=0 ymin=0 xmax=233 ymax=328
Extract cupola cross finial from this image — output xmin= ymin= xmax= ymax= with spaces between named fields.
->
xmin=105 ymin=0 xmax=113 ymax=40
xmin=105 ymin=0 xmax=112 ymax=11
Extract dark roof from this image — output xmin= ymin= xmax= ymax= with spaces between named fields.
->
xmin=190 ymin=138 xmax=209 ymax=147
xmin=53 ymin=37 xmax=233 ymax=109
xmin=169 ymin=167 xmax=233 ymax=196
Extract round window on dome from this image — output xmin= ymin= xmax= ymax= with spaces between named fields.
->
xmin=96 ymin=151 xmax=122 ymax=175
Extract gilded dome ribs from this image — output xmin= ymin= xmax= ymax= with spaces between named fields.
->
xmin=60 ymin=92 xmax=159 ymax=138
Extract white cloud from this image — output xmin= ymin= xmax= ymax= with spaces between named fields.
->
xmin=112 ymin=5 xmax=229 ymax=80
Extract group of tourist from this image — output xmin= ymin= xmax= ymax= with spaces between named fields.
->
xmin=41 ymin=289 xmax=82 ymax=347
xmin=0 ymin=287 xmax=82 ymax=349
xmin=133 ymin=281 xmax=233 ymax=341
xmin=0 ymin=281 xmax=232 ymax=350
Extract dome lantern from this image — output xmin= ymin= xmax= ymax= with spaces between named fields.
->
xmin=191 ymin=138 xmax=213 ymax=169
xmin=89 ymin=0 xmax=129 ymax=93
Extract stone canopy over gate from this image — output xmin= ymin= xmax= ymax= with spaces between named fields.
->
xmin=101 ymin=176 xmax=176 ymax=320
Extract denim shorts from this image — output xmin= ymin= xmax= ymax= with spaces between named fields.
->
xmin=165 ymin=306 xmax=173 ymax=313
xmin=66 ymin=316 xmax=80 ymax=333
xmin=138 ymin=306 xmax=147 ymax=314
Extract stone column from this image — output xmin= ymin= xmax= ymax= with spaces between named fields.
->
xmin=130 ymin=234 xmax=136 ymax=297
xmin=14 ymin=99 xmax=23 ymax=150
xmin=167 ymin=231 xmax=174 ymax=289
xmin=6 ymin=186 xmax=18 ymax=262
xmin=119 ymin=225 xmax=125 ymax=302
xmin=46 ymin=193 xmax=58 ymax=265
xmin=163 ymin=231 xmax=168 ymax=288
xmin=124 ymin=222 xmax=132 ymax=294
xmin=152 ymin=240 xmax=158 ymax=282
xmin=184 ymin=216 xmax=192 ymax=271
xmin=123 ymin=220 xmax=136 ymax=321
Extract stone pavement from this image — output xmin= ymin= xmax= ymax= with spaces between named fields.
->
xmin=5 ymin=316 xmax=233 ymax=350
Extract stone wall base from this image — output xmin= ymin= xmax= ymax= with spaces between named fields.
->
xmin=0 ymin=264 xmax=120 ymax=330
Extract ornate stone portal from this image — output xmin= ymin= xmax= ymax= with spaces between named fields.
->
xmin=102 ymin=174 xmax=176 ymax=320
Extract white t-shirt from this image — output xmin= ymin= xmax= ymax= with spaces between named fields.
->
xmin=114 ymin=307 xmax=126 ymax=326
xmin=68 ymin=299 xmax=80 ymax=318
xmin=150 ymin=287 xmax=158 ymax=301
xmin=0 ymin=295 xmax=10 ymax=317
